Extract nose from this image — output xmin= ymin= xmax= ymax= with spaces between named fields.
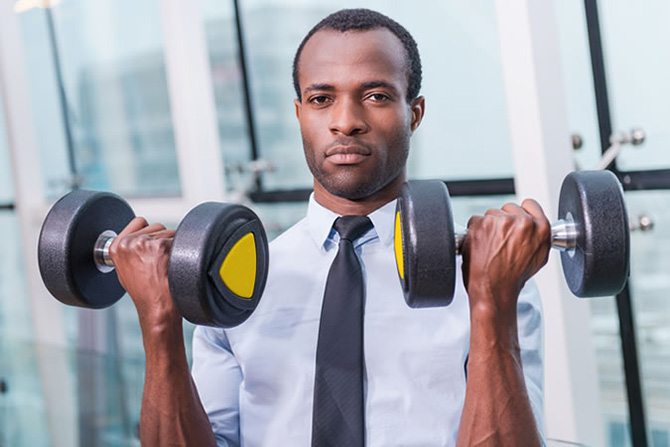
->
xmin=329 ymin=98 xmax=369 ymax=136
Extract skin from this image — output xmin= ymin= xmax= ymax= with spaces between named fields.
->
xmin=294 ymin=29 xmax=424 ymax=215
xmin=109 ymin=219 xmax=216 ymax=447
xmin=110 ymin=27 xmax=548 ymax=446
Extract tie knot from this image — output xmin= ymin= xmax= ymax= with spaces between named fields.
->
xmin=333 ymin=216 xmax=373 ymax=242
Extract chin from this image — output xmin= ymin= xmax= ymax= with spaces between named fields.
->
xmin=324 ymin=180 xmax=382 ymax=201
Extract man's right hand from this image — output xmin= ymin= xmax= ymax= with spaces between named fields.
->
xmin=108 ymin=217 xmax=180 ymax=338
xmin=108 ymin=217 xmax=216 ymax=446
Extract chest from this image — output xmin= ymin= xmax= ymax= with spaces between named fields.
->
xmin=226 ymin=244 xmax=471 ymax=394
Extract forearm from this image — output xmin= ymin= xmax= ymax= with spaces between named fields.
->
xmin=457 ymin=297 xmax=542 ymax=447
xmin=140 ymin=323 xmax=217 ymax=447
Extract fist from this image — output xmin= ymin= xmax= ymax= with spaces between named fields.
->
xmin=108 ymin=217 xmax=179 ymax=328
xmin=461 ymin=199 xmax=551 ymax=314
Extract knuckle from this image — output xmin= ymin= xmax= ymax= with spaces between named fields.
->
xmin=466 ymin=215 xmax=481 ymax=229
xmin=159 ymin=238 xmax=172 ymax=252
xmin=539 ymin=220 xmax=551 ymax=238
xmin=501 ymin=202 xmax=519 ymax=213
xmin=116 ymin=235 xmax=132 ymax=252
xmin=521 ymin=198 xmax=535 ymax=209
xmin=517 ymin=214 xmax=533 ymax=230
xmin=108 ymin=240 xmax=118 ymax=257
xmin=134 ymin=236 xmax=150 ymax=250
xmin=481 ymin=216 xmax=495 ymax=230
xmin=134 ymin=216 xmax=149 ymax=228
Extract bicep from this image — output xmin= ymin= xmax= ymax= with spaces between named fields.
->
xmin=192 ymin=326 xmax=242 ymax=447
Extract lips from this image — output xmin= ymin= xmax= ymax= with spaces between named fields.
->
xmin=325 ymin=144 xmax=371 ymax=165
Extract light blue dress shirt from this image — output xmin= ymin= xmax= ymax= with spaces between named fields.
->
xmin=192 ymin=195 xmax=544 ymax=447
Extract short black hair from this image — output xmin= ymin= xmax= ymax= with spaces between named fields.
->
xmin=292 ymin=8 xmax=422 ymax=103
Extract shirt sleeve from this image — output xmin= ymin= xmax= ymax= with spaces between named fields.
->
xmin=191 ymin=325 xmax=242 ymax=447
xmin=516 ymin=279 xmax=546 ymax=442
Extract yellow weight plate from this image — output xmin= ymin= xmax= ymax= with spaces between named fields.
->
xmin=218 ymin=232 xmax=257 ymax=299
xmin=394 ymin=211 xmax=404 ymax=280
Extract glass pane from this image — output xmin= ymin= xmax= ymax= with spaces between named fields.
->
xmin=590 ymin=295 xmax=630 ymax=447
xmin=0 ymin=214 xmax=32 ymax=341
xmin=0 ymin=98 xmax=14 ymax=204
xmin=1 ymin=340 xmax=147 ymax=446
xmin=199 ymin=0 xmax=255 ymax=195
xmin=598 ymin=1 xmax=670 ymax=171
xmin=554 ymin=0 xmax=604 ymax=172
xmin=0 ymin=212 xmax=49 ymax=445
xmin=18 ymin=1 xmax=181 ymax=199
xmin=232 ymin=0 xmax=514 ymax=191
xmin=625 ymin=190 xmax=670 ymax=442
xmin=588 ymin=190 xmax=670 ymax=447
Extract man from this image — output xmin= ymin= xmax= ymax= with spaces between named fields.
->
xmin=110 ymin=8 xmax=548 ymax=446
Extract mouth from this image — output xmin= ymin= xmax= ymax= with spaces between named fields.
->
xmin=325 ymin=145 xmax=371 ymax=165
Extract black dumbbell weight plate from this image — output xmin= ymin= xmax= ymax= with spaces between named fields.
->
xmin=168 ymin=203 xmax=269 ymax=327
xmin=395 ymin=180 xmax=456 ymax=308
xmin=558 ymin=171 xmax=630 ymax=297
xmin=38 ymin=190 xmax=135 ymax=308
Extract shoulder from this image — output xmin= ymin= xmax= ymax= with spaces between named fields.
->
xmin=268 ymin=216 xmax=312 ymax=255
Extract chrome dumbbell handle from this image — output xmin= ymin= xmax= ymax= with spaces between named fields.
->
xmin=453 ymin=217 xmax=577 ymax=255
xmin=93 ymin=230 xmax=117 ymax=272
xmin=550 ymin=218 xmax=578 ymax=251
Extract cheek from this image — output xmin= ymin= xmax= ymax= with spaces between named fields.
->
xmin=300 ymin=115 xmax=325 ymax=148
xmin=379 ymin=112 xmax=412 ymax=153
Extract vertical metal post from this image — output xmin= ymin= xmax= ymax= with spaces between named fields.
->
xmin=583 ymin=1 xmax=648 ymax=445
xmin=615 ymin=286 xmax=648 ymax=447
xmin=232 ymin=0 xmax=262 ymax=191
xmin=44 ymin=7 xmax=79 ymax=188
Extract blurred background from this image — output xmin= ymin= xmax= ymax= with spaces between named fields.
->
xmin=0 ymin=0 xmax=668 ymax=446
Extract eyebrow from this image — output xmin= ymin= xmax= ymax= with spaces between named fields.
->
xmin=304 ymin=80 xmax=400 ymax=95
xmin=303 ymin=83 xmax=335 ymax=94
xmin=361 ymin=80 xmax=397 ymax=92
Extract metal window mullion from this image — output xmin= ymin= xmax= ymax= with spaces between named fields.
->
xmin=619 ymin=169 xmax=670 ymax=191
xmin=232 ymin=0 xmax=261 ymax=180
xmin=44 ymin=7 xmax=78 ymax=187
xmin=583 ymin=1 xmax=649 ymax=446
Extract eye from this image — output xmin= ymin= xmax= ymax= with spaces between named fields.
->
xmin=368 ymin=93 xmax=390 ymax=102
xmin=309 ymin=95 xmax=331 ymax=105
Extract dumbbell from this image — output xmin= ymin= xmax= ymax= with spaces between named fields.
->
xmin=394 ymin=170 xmax=630 ymax=308
xmin=38 ymin=190 xmax=269 ymax=327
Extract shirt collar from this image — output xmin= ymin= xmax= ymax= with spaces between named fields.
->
xmin=306 ymin=193 xmax=397 ymax=250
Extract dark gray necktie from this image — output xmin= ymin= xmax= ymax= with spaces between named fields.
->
xmin=312 ymin=216 xmax=373 ymax=447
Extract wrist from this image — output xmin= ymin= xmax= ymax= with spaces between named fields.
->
xmin=139 ymin=311 xmax=185 ymax=353
xmin=467 ymin=284 xmax=518 ymax=323
xmin=467 ymin=287 xmax=520 ymax=353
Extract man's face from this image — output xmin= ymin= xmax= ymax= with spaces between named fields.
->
xmin=295 ymin=28 xmax=423 ymax=200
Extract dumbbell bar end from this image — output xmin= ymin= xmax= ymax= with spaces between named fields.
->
xmin=93 ymin=230 xmax=117 ymax=273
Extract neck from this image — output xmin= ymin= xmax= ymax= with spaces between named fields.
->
xmin=313 ymin=173 xmax=406 ymax=216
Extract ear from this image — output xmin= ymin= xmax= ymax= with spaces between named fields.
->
xmin=294 ymin=98 xmax=302 ymax=121
xmin=409 ymin=96 xmax=425 ymax=133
